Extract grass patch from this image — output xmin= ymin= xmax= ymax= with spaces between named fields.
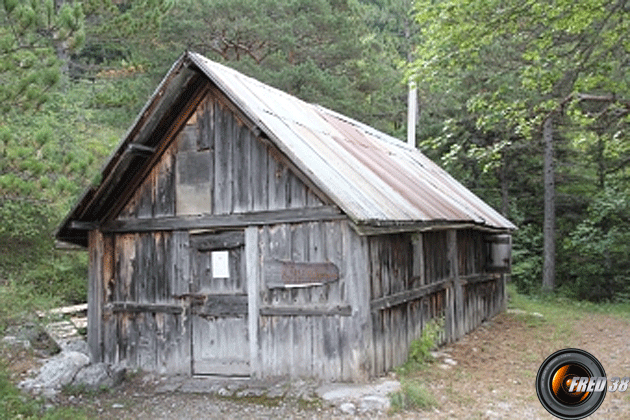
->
xmin=0 ymin=281 xmax=61 ymax=334
xmin=391 ymin=319 xmax=443 ymax=412
xmin=296 ymin=397 xmax=323 ymax=410
xmin=390 ymin=379 xmax=438 ymax=412
xmin=62 ymin=383 xmax=112 ymax=398
xmin=0 ymin=363 xmax=88 ymax=420
xmin=508 ymin=283 xmax=630 ymax=319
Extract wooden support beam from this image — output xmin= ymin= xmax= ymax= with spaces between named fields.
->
xmin=106 ymin=302 xmax=184 ymax=314
xmin=87 ymin=231 xmax=104 ymax=363
xmin=126 ymin=143 xmax=156 ymax=156
xmin=245 ymin=226 xmax=260 ymax=378
xmin=70 ymin=221 xmax=99 ymax=230
xmin=259 ymin=304 xmax=352 ymax=317
xmin=448 ymin=230 xmax=464 ymax=341
xmin=369 ymin=278 xmax=451 ymax=312
xmin=103 ymin=206 xmax=345 ymax=233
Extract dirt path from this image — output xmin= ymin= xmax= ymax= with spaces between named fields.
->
xmin=33 ymin=308 xmax=630 ymax=419
xmin=411 ymin=310 xmax=630 ymax=419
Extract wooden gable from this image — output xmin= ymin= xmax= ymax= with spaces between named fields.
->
xmin=116 ymin=87 xmax=330 ymax=222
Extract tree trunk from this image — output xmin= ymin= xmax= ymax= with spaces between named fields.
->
xmin=542 ymin=116 xmax=556 ymax=291
xmin=596 ymin=135 xmax=605 ymax=190
xmin=53 ymin=0 xmax=70 ymax=75
xmin=500 ymin=150 xmax=509 ymax=216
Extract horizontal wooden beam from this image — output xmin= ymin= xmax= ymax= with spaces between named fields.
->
xmin=460 ymin=273 xmax=501 ymax=285
xmin=370 ymin=274 xmax=503 ymax=312
xmin=103 ymin=206 xmax=345 ymax=233
xmin=69 ymin=221 xmax=99 ymax=230
xmin=191 ymin=230 xmax=245 ymax=251
xmin=370 ymin=278 xmax=452 ymax=312
xmin=106 ymin=302 xmax=184 ymax=314
xmin=259 ymin=304 xmax=352 ymax=317
xmin=191 ymin=294 xmax=248 ymax=317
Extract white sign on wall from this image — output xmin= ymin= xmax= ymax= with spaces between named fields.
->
xmin=211 ymin=250 xmax=230 ymax=278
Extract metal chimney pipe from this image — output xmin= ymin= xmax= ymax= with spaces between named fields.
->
xmin=407 ymin=81 xmax=417 ymax=147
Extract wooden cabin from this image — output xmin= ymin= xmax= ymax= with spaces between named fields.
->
xmin=56 ymin=52 xmax=515 ymax=381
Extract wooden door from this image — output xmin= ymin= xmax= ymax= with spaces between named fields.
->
xmin=190 ymin=230 xmax=249 ymax=376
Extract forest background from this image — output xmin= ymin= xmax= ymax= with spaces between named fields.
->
xmin=1 ymin=0 xmax=629 ymax=322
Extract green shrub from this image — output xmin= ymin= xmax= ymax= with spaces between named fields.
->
xmin=0 ymin=363 xmax=87 ymax=420
xmin=390 ymin=379 xmax=438 ymax=412
xmin=511 ymin=223 xmax=543 ymax=295
xmin=23 ymin=252 xmax=88 ymax=305
xmin=561 ymin=187 xmax=630 ymax=302
xmin=408 ymin=317 xmax=444 ymax=365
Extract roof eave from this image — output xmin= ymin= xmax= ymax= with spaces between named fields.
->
xmin=55 ymin=53 xmax=200 ymax=246
xmin=351 ymin=219 xmax=516 ymax=236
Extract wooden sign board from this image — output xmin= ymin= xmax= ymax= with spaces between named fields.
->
xmin=264 ymin=260 xmax=339 ymax=288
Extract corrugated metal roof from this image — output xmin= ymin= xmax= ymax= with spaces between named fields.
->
xmin=188 ymin=52 xmax=515 ymax=231
xmin=57 ymin=52 xmax=514 ymax=246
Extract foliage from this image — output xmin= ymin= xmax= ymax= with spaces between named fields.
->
xmin=390 ymin=379 xmax=438 ymax=412
xmin=162 ymin=0 xmax=408 ymax=134
xmin=562 ymin=186 xmax=630 ymax=301
xmin=0 ymin=0 xmax=85 ymax=114
xmin=511 ymin=222 xmax=544 ymax=295
xmin=410 ymin=0 xmax=630 ymax=298
xmin=0 ymin=363 xmax=87 ymax=420
xmin=0 ymin=81 xmax=124 ymax=304
xmin=0 ymin=2 xmax=154 ymax=307
xmin=407 ymin=317 xmax=443 ymax=365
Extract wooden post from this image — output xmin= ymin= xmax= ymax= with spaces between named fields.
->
xmin=245 ymin=226 xmax=260 ymax=378
xmin=447 ymin=230 xmax=463 ymax=340
xmin=501 ymin=273 xmax=508 ymax=312
xmin=412 ymin=233 xmax=424 ymax=285
xmin=88 ymin=230 xmax=104 ymax=363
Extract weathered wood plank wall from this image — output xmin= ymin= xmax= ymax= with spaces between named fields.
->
xmin=369 ymin=229 xmax=506 ymax=376
xmin=93 ymin=86 xmax=364 ymax=379
xmin=255 ymin=220 xmax=371 ymax=381
xmin=117 ymin=88 xmax=329 ymax=222
xmin=99 ymin=231 xmax=190 ymax=374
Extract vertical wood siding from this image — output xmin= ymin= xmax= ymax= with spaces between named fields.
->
xmin=101 ymin=231 xmax=191 ymax=374
xmin=256 ymin=220 xmax=371 ymax=381
xmin=369 ymin=229 xmax=505 ymax=376
xmin=116 ymin=89 xmax=329 ymax=221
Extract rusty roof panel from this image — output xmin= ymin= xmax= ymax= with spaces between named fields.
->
xmin=190 ymin=53 xmax=514 ymax=230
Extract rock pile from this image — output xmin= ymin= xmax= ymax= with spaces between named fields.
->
xmin=18 ymin=338 xmax=126 ymax=397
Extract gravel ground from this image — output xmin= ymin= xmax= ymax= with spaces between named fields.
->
xmin=410 ymin=310 xmax=630 ymax=419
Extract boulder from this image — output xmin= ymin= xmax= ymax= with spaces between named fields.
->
xmin=60 ymin=339 xmax=90 ymax=356
xmin=359 ymin=394 xmax=390 ymax=412
xmin=20 ymin=351 xmax=90 ymax=393
xmin=72 ymin=363 xmax=127 ymax=390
